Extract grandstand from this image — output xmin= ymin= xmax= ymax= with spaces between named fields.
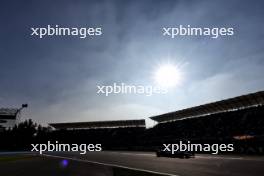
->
xmin=145 ymin=91 xmax=264 ymax=154
xmin=49 ymin=119 xmax=146 ymax=130
xmin=46 ymin=91 xmax=264 ymax=153
xmin=0 ymin=104 xmax=28 ymax=130
xmin=0 ymin=104 xmax=28 ymax=129
xmin=47 ymin=120 xmax=146 ymax=150
xmin=0 ymin=108 xmax=18 ymax=129
xmin=150 ymin=91 xmax=264 ymax=123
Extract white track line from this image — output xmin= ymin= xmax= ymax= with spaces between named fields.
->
xmin=107 ymin=151 xmax=155 ymax=157
xmin=105 ymin=151 xmax=243 ymax=159
xmin=195 ymin=155 xmax=243 ymax=160
xmin=43 ymin=154 xmax=179 ymax=176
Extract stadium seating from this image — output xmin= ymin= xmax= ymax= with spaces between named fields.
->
xmin=143 ymin=105 xmax=264 ymax=153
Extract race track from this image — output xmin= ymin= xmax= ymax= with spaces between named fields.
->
xmin=44 ymin=151 xmax=264 ymax=176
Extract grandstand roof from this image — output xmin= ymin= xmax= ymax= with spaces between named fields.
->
xmin=0 ymin=108 xmax=18 ymax=120
xmin=150 ymin=91 xmax=264 ymax=123
xmin=49 ymin=119 xmax=146 ymax=130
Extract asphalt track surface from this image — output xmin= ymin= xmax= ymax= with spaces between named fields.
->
xmin=44 ymin=151 xmax=264 ymax=176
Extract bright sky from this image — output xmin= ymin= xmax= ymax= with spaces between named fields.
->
xmin=0 ymin=0 xmax=264 ymax=127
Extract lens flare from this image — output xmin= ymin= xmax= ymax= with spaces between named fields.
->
xmin=60 ymin=159 xmax=69 ymax=168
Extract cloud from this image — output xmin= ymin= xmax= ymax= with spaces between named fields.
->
xmin=0 ymin=0 xmax=264 ymax=126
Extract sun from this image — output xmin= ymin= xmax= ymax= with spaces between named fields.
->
xmin=154 ymin=63 xmax=182 ymax=88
